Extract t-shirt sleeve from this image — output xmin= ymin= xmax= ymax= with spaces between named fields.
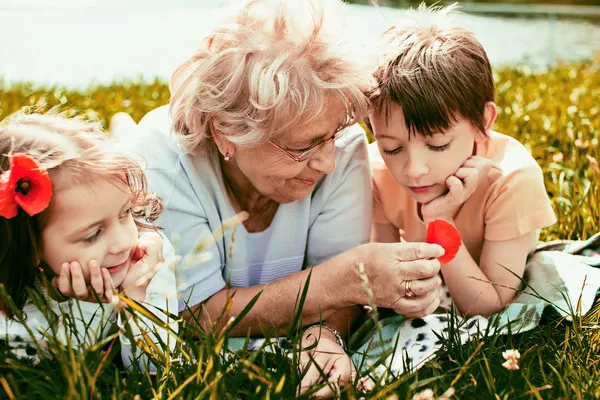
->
xmin=305 ymin=125 xmax=372 ymax=266
xmin=146 ymin=165 xmax=226 ymax=311
xmin=484 ymin=164 xmax=556 ymax=242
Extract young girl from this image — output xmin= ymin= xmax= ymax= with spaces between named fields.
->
xmin=0 ymin=111 xmax=178 ymax=370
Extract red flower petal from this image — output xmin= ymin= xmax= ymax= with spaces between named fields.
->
xmin=8 ymin=154 xmax=53 ymax=217
xmin=0 ymin=170 xmax=18 ymax=218
xmin=426 ymin=220 xmax=462 ymax=264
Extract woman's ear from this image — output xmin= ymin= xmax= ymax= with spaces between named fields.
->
xmin=210 ymin=120 xmax=235 ymax=159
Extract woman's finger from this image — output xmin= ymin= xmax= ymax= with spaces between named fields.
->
xmin=397 ymin=258 xmax=441 ymax=281
xmin=401 ymin=274 xmax=442 ymax=297
xmin=392 ymin=242 xmax=445 ymax=262
xmin=357 ymin=376 xmax=375 ymax=392
xmin=312 ymin=380 xmax=337 ymax=399
xmin=312 ymin=356 xmax=353 ymax=399
xmin=393 ymin=287 xmax=441 ymax=316
xmin=299 ymin=359 xmax=323 ymax=395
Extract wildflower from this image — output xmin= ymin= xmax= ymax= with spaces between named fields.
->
xmin=0 ymin=153 xmax=52 ymax=219
xmin=426 ymin=220 xmax=462 ymax=264
xmin=502 ymin=349 xmax=521 ymax=370
xmin=552 ymin=152 xmax=564 ymax=163
xmin=574 ymin=138 xmax=586 ymax=148
xmin=412 ymin=388 xmax=435 ymax=400
xmin=585 ymin=155 xmax=599 ymax=176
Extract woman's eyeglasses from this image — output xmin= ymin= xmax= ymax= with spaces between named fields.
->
xmin=268 ymin=118 xmax=352 ymax=162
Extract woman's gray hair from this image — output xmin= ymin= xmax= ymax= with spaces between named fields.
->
xmin=169 ymin=0 xmax=373 ymax=154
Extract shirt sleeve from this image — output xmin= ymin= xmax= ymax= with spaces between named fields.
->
xmin=124 ymin=124 xmax=227 ymax=311
xmin=305 ymin=125 xmax=372 ymax=266
xmin=484 ymin=164 xmax=557 ymax=242
xmin=118 ymin=263 xmax=179 ymax=372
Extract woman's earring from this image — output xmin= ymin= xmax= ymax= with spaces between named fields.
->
xmin=224 ymin=152 xmax=231 ymax=162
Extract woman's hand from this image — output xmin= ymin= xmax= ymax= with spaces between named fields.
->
xmin=298 ymin=327 xmax=373 ymax=398
xmin=359 ymin=242 xmax=444 ymax=318
xmin=52 ymin=260 xmax=115 ymax=303
xmin=120 ymin=232 xmax=164 ymax=301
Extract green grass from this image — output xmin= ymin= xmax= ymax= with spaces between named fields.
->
xmin=1 ymin=60 xmax=599 ymax=399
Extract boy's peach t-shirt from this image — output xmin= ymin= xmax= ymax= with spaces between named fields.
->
xmin=370 ymin=131 xmax=557 ymax=263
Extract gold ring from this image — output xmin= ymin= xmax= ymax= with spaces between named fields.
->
xmin=405 ymin=280 xmax=415 ymax=298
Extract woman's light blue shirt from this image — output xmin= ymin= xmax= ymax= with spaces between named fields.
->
xmin=125 ymin=106 xmax=372 ymax=311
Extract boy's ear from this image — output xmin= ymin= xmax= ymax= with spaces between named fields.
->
xmin=483 ymin=102 xmax=497 ymax=133
xmin=476 ymin=102 xmax=497 ymax=143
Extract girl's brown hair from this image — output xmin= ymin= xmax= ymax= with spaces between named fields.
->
xmin=0 ymin=111 xmax=162 ymax=318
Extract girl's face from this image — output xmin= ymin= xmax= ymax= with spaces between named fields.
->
xmin=41 ymin=178 xmax=138 ymax=288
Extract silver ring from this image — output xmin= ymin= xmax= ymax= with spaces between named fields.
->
xmin=405 ymin=280 xmax=415 ymax=298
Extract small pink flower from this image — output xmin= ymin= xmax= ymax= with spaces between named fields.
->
xmin=412 ymin=388 xmax=435 ymax=400
xmin=502 ymin=359 xmax=520 ymax=370
xmin=502 ymin=349 xmax=521 ymax=370
xmin=585 ymin=155 xmax=599 ymax=176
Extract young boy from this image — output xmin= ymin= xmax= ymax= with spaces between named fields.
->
xmin=367 ymin=6 xmax=556 ymax=316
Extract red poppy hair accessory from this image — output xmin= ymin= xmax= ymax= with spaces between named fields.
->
xmin=426 ymin=219 xmax=462 ymax=264
xmin=0 ymin=153 xmax=53 ymax=219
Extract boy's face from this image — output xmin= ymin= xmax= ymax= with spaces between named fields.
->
xmin=41 ymin=178 xmax=139 ymax=288
xmin=371 ymin=104 xmax=487 ymax=204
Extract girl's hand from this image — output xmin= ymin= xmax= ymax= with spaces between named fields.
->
xmin=298 ymin=328 xmax=373 ymax=398
xmin=52 ymin=260 xmax=115 ymax=303
xmin=120 ymin=232 xmax=164 ymax=300
xmin=421 ymin=156 xmax=495 ymax=223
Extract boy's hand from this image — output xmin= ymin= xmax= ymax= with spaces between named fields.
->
xmin=120 ymin=232 xmax=164 ymax=301
xmin=421 ymin=156 xmax=495 ymax=223
xmin=53 ymin=260 xmax=115 ymax=303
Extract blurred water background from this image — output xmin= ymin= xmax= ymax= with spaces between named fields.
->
xmin=0 ymin=0 xmax=599 ymax=87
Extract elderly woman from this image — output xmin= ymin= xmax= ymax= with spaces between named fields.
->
xmin=76 ymin=0 xmax=443 ymax=394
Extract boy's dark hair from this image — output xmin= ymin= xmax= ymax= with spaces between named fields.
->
xmin=366 ymin=5 xmax=495 ymax=137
